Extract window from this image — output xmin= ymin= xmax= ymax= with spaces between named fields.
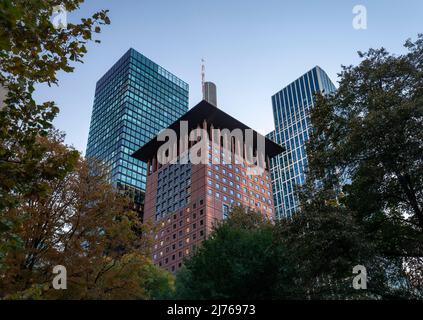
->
xmin=222 ymin=203 xmax=230 ymax=219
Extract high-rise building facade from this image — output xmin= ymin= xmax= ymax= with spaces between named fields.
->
xmin=132 ymin=100 xmax=283 ymax=273
xmin=86 ymin=48 xmax=189 ymax=214
xmin=268 ymin=66 xmax=336 ymax=219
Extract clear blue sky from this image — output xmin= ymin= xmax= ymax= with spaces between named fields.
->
xmin=34 ymin=0 xmax=423 ymax=154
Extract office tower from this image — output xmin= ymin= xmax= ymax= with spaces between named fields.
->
xmin=132 ymin=100 xmax=283 ymax=273
xmin=268 ymin=66 xmax=336 ymax=219
xmin=86 ymin=48 xmax=189 ymax=214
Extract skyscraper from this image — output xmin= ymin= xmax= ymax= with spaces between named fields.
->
xmin=132 ymin=100 xmax=283 ymax=273
xmin=267 ymin=66 xmax=336 ymax=219
xmin=86 ymin=48 xmax=189 ymax=214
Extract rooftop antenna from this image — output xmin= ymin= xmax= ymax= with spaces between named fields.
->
xmin=201 ymin=58 xmax=206 ymax=99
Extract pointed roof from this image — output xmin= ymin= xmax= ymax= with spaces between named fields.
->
xmin=132 ymin=100 xmax=284 ymax=163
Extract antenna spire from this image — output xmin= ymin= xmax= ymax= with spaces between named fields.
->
xmin=201 ymin=58 xmax=205 ymax=99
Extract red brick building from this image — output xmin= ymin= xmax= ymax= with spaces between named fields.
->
xmin=132 ymin=100 xmax=283 ymax=273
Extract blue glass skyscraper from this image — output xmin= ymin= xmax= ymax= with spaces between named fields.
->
xmin=267 ymin=66 xmax=336 ymax=219
xmin=86 ymin=48 xmax=189 ymax=212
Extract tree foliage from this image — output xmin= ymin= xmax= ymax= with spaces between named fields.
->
xmin=297 ymin=34 xmax=423 ymax=298
xmin=0 ymin=0 xmax=109 ymax=277
xmin=0 ymin=132 xmax=174 ymax=299
xmin=0 ymin=0 xmax=110 ymax=213
xmin=174 ymin=207 xmax=295 ymax=300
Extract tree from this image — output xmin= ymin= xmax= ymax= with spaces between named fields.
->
xmin=142 ymin=263 xmax=176 ymax=300
xmin=299 ymin=34 xmax=423 ymax=298
xmin=174 ymin=207 xmax=295 ymax=300
xmin=0 ymin=132 xmax=173 ymax=299
xmin=0 ymin=0 xmax=110 ymax=277
xmin=0 ymin=0 xmax=110 ymax=209
xmin=276 ymin=200 xmax=415 ymax=299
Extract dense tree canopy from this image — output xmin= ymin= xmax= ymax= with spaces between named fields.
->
xmin=0 ymin=1 xmax=176 ymax=300
xmin=175 ymin=207 xmax=293 ymax=300
xmin=1 ymin=0 xmax=421 ymax=299
xmin=307 ymin=35 xmax=423 ymax=231
xmin=302 ymin=35 xmax=423 ymax=295
xmin=0 ymin=132 xmax=174 ymax=299
xmin=0 ymin=0 xmax=109 ymax=282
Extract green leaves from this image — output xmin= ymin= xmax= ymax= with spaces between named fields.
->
xmin=0 ymin=1 xmax=111 ymax=87
xmin=175 ymin=207 xmax=291 ymax=300
xmin=0 ymin=0 xmax=111 ymax=213
xmin=301 ymin=34 xmax=423 ymax=298
xmin=0 ymin=220 xmax=10 ymax=232
xmin=0 ymin=0 xmax=111 ymax=292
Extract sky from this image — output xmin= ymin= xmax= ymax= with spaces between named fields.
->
xmin=33 ymin=0 xmax=423 ymax=154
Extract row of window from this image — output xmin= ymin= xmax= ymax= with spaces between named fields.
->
xmin=207 ymin=170 xmax=271 ymax=195
xmin=207 ymin=189 xmax=272 ymax=212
